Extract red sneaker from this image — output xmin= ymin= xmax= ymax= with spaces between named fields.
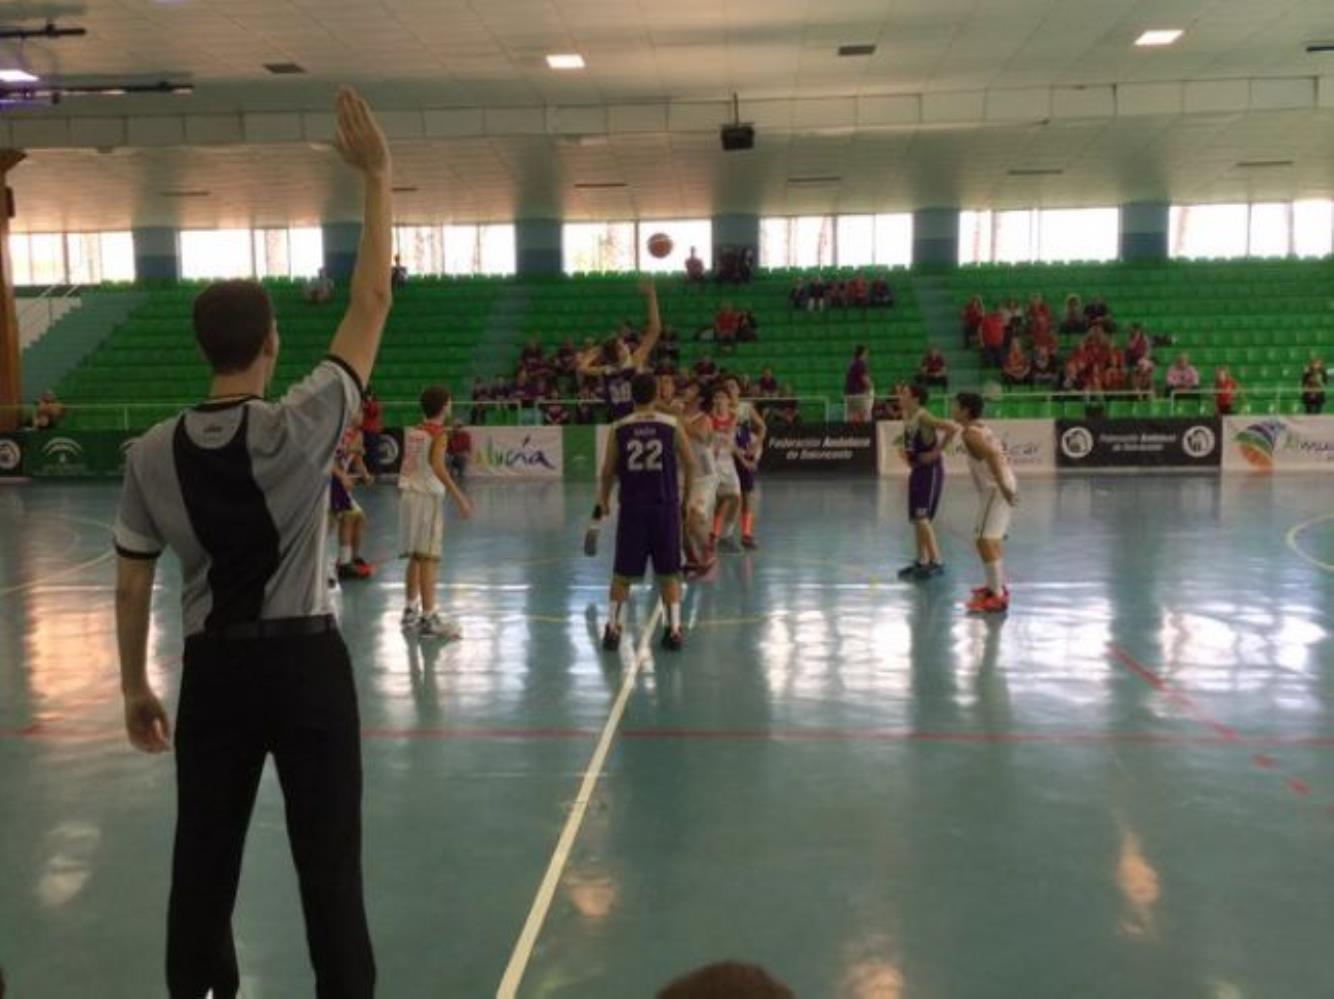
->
xmin=966 ymin=588 xmax=1009 ymax=613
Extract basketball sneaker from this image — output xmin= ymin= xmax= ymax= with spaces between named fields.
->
xmin=661 ymin=629 xmax=684 ymax=651
xmin=966 ymin=588 xmax=1010 ymax=614
xmin=401 ymin=605 xmax=421 ymax=630
xmin=419 ymin=611 xmax=462 ymax=640
xmin=602 ymin=624 xmax=622 ymax=651
xmin=741 ymin=535 xmax=758 ymax=550
xmin=336 ymin=561 xmax=372 ymax=581
xmin=717 ymin=536 xmax=741 ymax=553
xmin=897 ymin=562 xmax=927 ymax=581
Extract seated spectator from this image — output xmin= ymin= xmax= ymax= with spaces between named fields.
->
xmin=1085 ymin=294 xmax=1114 ymax=332
xmin=869 ymin=276 xmax=894 ymax=307
xmin=1059 ymin=358 xmax=1085 ymax=393
xmin=770 ymin=395 xmax=801 ymax=429
xmin=847 ymin=273 xmax=869 ymax=307
xmin=1125 ymin=323 xmax=1150 ymax=368
xmin=871 ymin=392 xmax=902 ymax=422
xmin=469 ymin=378 xmax=491 ymax=425
xmin=1001 ymin=296 xmax=1023 ymax=326
xmin=1030 ymin=346 xmax=1060 ymax=387
xmin=827 ymin=279 xmax=847 ymax=309
xmin=918 ymin=347 xmax=949 ymax=389
xmin=1060 ymin=294 xmax=1087 ymax=335
xmin=1004 ymin=315 xmax=1024 ymax=353
xmin=736 ymin=309 xmax=759 ymax=343
xmin=575 ymin=381 xmax=601 ymax=424
xmin=658 ymin=327 xmax=682 ymax=365
xmin=961 ymin=294 xmax=985 ymax=348
xmin=694 ymin=354 xmax=719 ymax=381
xmin=303 ymin=268 xmax=334 ymax=305
xmin=806 ymin=273 xmax=828 ymax=312
xmin=1166 ymin=353 xmax=1200 ymax=398
xmin=390 ymin=253 xmax=408 ymax=287
xmin=1303 ymin=356 xmax=1327 ymax=388
xmin=789 ymin=279 xmax=809 ymax=311
xmin=556 ymin=337 xmax=578 ymax=375
xmin=979 ymin=304 xmax=1006 ymax=368
xmin=360 ymin=387 xmax=384 ymax=474
xmin=446 ymin=422 xmax=471 ymax=479
xmin=1302 ymin=366 xmax=1326 ymax=414
xmin=714 ymin=304 xmax=740 ymax=350
xmin=33 ymin=389 xmax=65 ymax=430
xmin=1002 ymin=341 xmax=1031 ymax=386
xmin=757 ymin=367 xmax=780 ymax=397
xmin=685 ymin=246 xmax=705 ymax=283
xmin=1030 ymin=318 xmax=1057 ymax=355
xmin=1214 ymin=366 xmax=1239 ymax=416
xmin=1102 ymin=352 xmax=1128 ymax=393
xmin=1026 ymin=293 xmax=1051 ymax=329
xmin=844 ymin=344 xmax=874 ymax=423
xmin=541 ymin=395 xmax=571 ymax=425
xmin=1131 ymin=357 xmax=1156 ymax=399
xmin=1082 ymin=324 xmax=1111 ymax=368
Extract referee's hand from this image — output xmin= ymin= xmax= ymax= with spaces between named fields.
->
xmin=124 ymin=689 xmax=172 ymax=753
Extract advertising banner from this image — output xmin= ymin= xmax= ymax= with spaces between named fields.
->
xmin=0 ymin=433 xmax=24 ymax=477
xmin=1055 ymin=418 xmax=1221 ymax=469
xmin=24 ymin=431 xmax=139 ymax=478
xmin=758 ymin=422 xmax=876 ymax=475
xmin=877 ymin=419 xmax=1055 ymax=477
xmin=466 ymin=426 xmax=563 ymax=479
xmin=1222 ymin=415 xmax=1334 ymax=473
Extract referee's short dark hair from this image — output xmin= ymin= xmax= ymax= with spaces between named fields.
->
xmin=956 ymin=391 xmax=985 ymax=419
xmin=631 ymin=372 xmax=658 ymax=406
xmin=420 ymin=385 xmax=451 ymax=419
xmin=193 ymin=280 xmax=275 ymax=374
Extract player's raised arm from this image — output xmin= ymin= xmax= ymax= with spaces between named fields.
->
xmin=630 ymin=281 xmax=662 ymax=370
xmin=327 ymin=88 xmax=394 ymax=389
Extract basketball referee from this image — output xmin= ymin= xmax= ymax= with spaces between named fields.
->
xmin=114 ymin=89 xmax=392 ymax=999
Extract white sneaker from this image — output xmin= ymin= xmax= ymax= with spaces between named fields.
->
xmin=419 ymin=611 xmax=462 ymax=640
xmin=401 ymin=606 xmax=421 ymax=630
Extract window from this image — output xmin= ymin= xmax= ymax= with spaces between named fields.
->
xmin=960 ymin=208 xmax=1118 ymax=264
xmin=636 ymin=219 xmax=712 ymax=275
xmin=1293 ymin=200 xmax=1334 ymax=258
xmin=1247 ymin=203 xmax=1291 ymax=258
xmin=10 ymin=231 xmax=135 ymax=285
xmin=394 ymin=226 xmax=444 ymax=276
xmin=760 ymin=216 xmax=835 ymax=268
xmin=835 ymin=215 xmax=913 ymax=267
xmin=28 ymin=233 xmax=65 ymax=285
xmin=180 ymin=229 xmax=254 ymax=280
xmin=563 ymin=221 xmax=636 ymax=273
xmin=98 ymin=232 xmax=136 ymax=282
xmin=8 ymin=234 xmax=33 ymax=285
xmin=251 ymin=227 xmax=324 ymax=279
xmin=442 ymin=224 xmax=516 ymax=276
xmin=1169 ymin=204 xmax=1250 ymax=259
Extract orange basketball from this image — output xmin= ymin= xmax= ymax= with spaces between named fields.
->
xmin=647 ymin=232 xmax=673 ymax=258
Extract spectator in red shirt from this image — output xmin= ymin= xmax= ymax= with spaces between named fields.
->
xmin=979 ymin=305 xmax=1006 ymax=368
xmin=1102 ymin=352 xmax=1128 ymax=392
xmin=1002 ymin=341 xmax=1031 ymax=386
xmin=737 ymin=308 xmax=759 ymax=343
xmin=1214 ymin=366 xmax=1239 ymax=415
xmin=918 ymin=348 xmax=949 ymax=389
xmin=360 ymin=387 xmax=384 ymax=475
xmin=447 ymin=421 xmax=471 ymax=480
xmin=847 ymin=274 xmax=869 ymax=307
xmin=1030 ymin=318 xmax=1057 ymax=355
xmin=520 ymin=337 xmax=545 ymax=369
xmin=1026 ymin=293 xmax=1051 ymax=328
xmin=1031 ymin=345 xmax=1059 ymax=387
xmin=1125 ymin=324 xmax=1150 ymax=368
xmin=961 ymin=295 xmax=985 ymax=348
xmin=757 ymin=367 xmax=780 ymax=397
xmin=714 ymin=303 xmax=740 ymax=351
xmin=685 ymin=246 xmax=705 ymax=284
xmin=694 ymin=354 xmax=719 ymax=381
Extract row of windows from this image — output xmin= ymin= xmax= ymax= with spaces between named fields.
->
xmin=10 ymin=202 xmax=1334 ymax=286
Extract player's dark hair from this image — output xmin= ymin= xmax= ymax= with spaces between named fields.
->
xmin=420 ymin=385 xmax=451 ymax=418
xmin=193 ymin=280 xmax=274 ymax=374
xmin=909 ymin=383 xmax=928 ymax=404
xmin=602 ymin=337 xmax=622 ymax=364
xmin=657 ymin=961 xmax=795 ymax=999
xmin=631 ymin=372 xmax=658 ymax=406
xmin=853 ymin=344 xmax=867 ymax=359
xmin=956 ymin=391 xmax=984 ymax=419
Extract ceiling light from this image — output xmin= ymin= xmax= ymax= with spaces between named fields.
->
xmin=837 ymin=44 xmax=876 ymax=57
xmin=0 ymin=69 xmax=38 ymax=83
xmin=546 ymin=53 xmax=585 ymax=70
xmin=264 ymin=62 xmax=306 ymax=75
xmin=1135 ymin=30 xmax=1183 ymax=47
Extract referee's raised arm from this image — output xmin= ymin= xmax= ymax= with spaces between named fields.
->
xmin=327 ymin=87 xmax=394 ymax=388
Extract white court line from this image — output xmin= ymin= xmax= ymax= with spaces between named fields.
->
xmin=1285 ymin=513 xmax=1334 ymax=573
xmin=0 ymin=513 xmax=115 ymax=598
xmin=495 ymin=598 xmax=664 ymax=999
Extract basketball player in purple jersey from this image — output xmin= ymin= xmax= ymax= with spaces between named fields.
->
xmin=595 ymin=373 xmax=698 ymax=651
xmin=578 ymin=281 xmax=663 ymax=421
xmin=896 ymin=383 xmax=958 ymax=580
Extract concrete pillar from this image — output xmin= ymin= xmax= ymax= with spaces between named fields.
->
xmin=912 ymin=208 xmax=960 ymax=268
xmin=322 ymin=221 xmax=361 ymax=281
xmin=1120 ymin=202 xmax=1170 ymax=262
xmin=515 ymin=219 xmax=562 ymax=277
xmin=712 ymin=214 xmax=759 ymax=264
xmin=132 ymin=227 xmax=180 ymax=281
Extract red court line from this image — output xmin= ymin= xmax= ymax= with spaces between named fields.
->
xmin=5 ymin=724 xmax=1334 ymax=748
xmin=1107 ymin=643 xmax=1240 ymax=742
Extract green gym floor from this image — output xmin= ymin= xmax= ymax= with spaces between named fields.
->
xmin=2 ymin=474 xmax=1333 ymax=998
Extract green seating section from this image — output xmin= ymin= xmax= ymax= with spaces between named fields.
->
xmin=954 ymin=258 xmax=1334 ymax=417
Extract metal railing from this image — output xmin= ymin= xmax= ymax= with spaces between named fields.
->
xmin=17 ymin=285 xmax=81 ymax=348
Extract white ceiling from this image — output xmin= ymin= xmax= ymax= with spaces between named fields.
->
xmin=3 ymin=0 xmax=1334 ymax=230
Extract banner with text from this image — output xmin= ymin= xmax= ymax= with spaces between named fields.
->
xmin=10 ymin=430 xmax=141 ymax=478
xmin=1055 ymin=418 xmax=1222 ymax=468
xmin=759 ymin=422 xmax=876 ymax=475
xmin=0 ymin=433 xmax=24 ymax=477
xmin=466 ymin=426 xmax=563 ymax=479
xmin=1222 ymin=415 xmax=1334 ymax=473
xmin=877 ymin=419 xmax=1055 ymax=477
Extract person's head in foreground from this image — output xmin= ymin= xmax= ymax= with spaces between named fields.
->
xmin=420 ymin=385 xmax=451 ymax=422
xmin=953 ymin=391 xmax=984 ymax=424
xmin=193 ymin=279 xmax=279 ymax=387
xmin=631 ymin=372 xmax=658 ymax=410
xmin=898 ymin=382 xmax=927 ymax=416
xmin=657 ymin=961 xmax=795 ymax=999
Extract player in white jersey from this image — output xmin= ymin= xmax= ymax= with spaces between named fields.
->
xmin=953 ymin=391 xmax=1018 ymax=614
xmin=708 ymin=387 xmax=744 ymax=552
xmin=398 ymin=385 xmax=473 ymax=637
xmin=681 ymin=381 xmax=719 ymax=574
xmin=722 ymin=375 xmax=766 ymax=548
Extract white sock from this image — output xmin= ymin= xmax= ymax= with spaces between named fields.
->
xmin=985 ymin=559 xmax=1004 ymax=594
xmin=406 ymin=598 xmax=421 ymax=612
xmin=339 ymin=543 xmax=353 ymax=563
xmin=667 ymin=602 xmax=681 ymax=631
xmin=610 ymin=601 xmax=624 ymax=628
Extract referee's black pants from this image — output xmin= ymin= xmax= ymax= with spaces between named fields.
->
xmin=167 ymin=630 xmax=375 ymax=999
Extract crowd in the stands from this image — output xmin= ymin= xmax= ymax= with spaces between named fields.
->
xmin=789 ymin=274 xmax=895 ymax=311
xmin=958 ymin=291 xmax=1329 ymax=416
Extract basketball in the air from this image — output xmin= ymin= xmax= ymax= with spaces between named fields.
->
xmin=647 ymin=232 xmax=673 ymax=258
